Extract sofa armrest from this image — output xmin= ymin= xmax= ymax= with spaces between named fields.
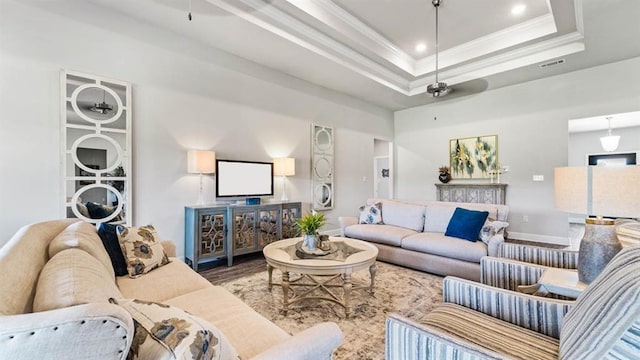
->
xmin=486 ymin=233 xmax=505 ymax=257
xmin=161 ymin=240 xmax=177 ymax=257
xmin=0 ymin=303 xmax=134 ymax=360
xmin=442 ymin=276 xmax=573 ymax=338
xmin=498 ymin=242 xmax=578 ymax=269
xmin=338 ymin=216 xmax=358 ymax=236
xmin=250 ymin=322 xmax=343 ymax=360
xmin=480 ymin=256 xmax=547 ymax=291
xmin=385 ymin=313 xmax=505 ymax=360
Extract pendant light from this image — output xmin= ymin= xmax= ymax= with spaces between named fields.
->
xmin=600 ymin=116 xmax=620 ymax=152
xmin=426 ymin=0 xmax=451 ymax=97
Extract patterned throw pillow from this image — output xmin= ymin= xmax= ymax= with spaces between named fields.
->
xmin=478 ymin=220 xmax=510 ymax=244
xmin=111 ymin=298 xmax=239 ymax=360
xmin=117 ymin=225 xmax=170 ymax=278
xmin=359 ymin=202 xmax=383 ymax=224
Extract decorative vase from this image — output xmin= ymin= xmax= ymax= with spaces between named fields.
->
xmin=438 ymin=173 xmax=451 ymax=183
xmin=304 ymin=234 xmax=318 ymax=251
xmin=578 ymin=218 xmax=622 ymax=284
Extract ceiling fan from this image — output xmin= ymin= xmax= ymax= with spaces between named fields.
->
xmin=426 ymin=0 xmax=451 ymax=97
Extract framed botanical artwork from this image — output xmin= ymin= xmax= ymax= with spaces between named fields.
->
xmin=449 ymin=135 xmax=498 ymax=179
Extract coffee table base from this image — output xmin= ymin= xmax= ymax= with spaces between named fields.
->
xmin=267 ymin=264 xmax=377 ymax=318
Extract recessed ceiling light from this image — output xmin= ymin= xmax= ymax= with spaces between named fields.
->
xmin=511 ymin=4 xmax=526 ymax=15
xmin=415 ymin=43 xmax=427 ymax=53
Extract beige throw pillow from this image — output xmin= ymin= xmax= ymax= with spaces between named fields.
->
xmin=117 ymin=225 xmax=170 ymax=278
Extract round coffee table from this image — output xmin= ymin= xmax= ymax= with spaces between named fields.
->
xmin=262 ymin=236 xmax=378 ymax=317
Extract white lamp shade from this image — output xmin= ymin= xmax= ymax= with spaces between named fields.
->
xmin=600 ymin=135 xmax=620 ymax=152
xmin=273 ymin=157 xmax=295 ymax=176
xmin=555 ymin=166 xmax=640 ymax=218
xmin=187 ymin=150 xmax=216 ymax=174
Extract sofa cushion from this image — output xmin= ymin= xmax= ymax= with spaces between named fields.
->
xmin=33 ymin=249 xmax=123 ymax=312
xmin=48 ymin=221 xmax=115 ymax=278
xmin=359 ymin=202 xmax=383 ymax=224
xmin=117 ymin=258 xmax=212 ymax=303
xmin=112 ymin=298 xmax=239 ymax=360
xmin=445 ymin=208 xmax=489 ymax=242
xmin=377 ymin=200 xmax=425 ymax=232
xmin=98 ymin=223 xmax=128 ymax=276
xmin=479 ymin=220 xmax=509 ymax=244
xmin=401 ymin=232 xmax=488 ymax=263
xmin=424 ymin=202 xmax=499 ymax=233
xmin=164 ymin=286 xmax=291 ymax=360
xmin=345 ymin=224 xmax=417 ymax=247
xmin=117 ymin=224 xmax=170 ymax=278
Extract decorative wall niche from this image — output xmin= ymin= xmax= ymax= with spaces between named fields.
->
xmin=312 ymin=124 xmax=334 ymax=210
xmin=61 ymin=70 xmax=132 ymax=225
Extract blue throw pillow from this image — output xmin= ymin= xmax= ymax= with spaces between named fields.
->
xmin=98 ymin=223 xmax=128 ymax=276
xmin=445 ymin=207 xmax=490 ymax=242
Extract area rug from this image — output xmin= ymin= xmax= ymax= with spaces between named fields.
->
xmin=219 ymin=261 xmax=444 ymax=360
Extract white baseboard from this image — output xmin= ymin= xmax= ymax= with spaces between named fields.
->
xmin=507 ymin=231 xmax=571 ymax=246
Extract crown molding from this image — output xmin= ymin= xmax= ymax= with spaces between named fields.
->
xmin=285 ymin=0 xmax=416 ymax=74
xmin=409 ymin=32 xmax=585 ymax=95
xmin=206 ymin=0 xmax=584 ymax=96
xmin=206 ymin=0 xmax=410 ymax=92
xmin=415 ymin=14 xmax=557 ymax=75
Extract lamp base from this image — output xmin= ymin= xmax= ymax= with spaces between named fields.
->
xmin=578 ymin=218 xmax=622 ymax=284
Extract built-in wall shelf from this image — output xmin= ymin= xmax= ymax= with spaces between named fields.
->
xmin=435 ymin=183 xmax=507 ymax=205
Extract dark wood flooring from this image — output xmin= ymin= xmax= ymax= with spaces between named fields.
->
xmin=198 ymin=253 xmax=266 ymax=285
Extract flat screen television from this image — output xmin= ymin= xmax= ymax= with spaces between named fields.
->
xmin=215 ymin=159 xmax=274 ymax=198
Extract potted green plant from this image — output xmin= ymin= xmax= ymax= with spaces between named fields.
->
xmin=295 ymin=211 xmax=326 ymax=251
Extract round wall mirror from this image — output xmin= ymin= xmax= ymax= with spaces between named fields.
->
xmin=71 ymin=134 xmax=123 ymax=174
xmin=314 ymin=183 xmax=332 ymax=207
xmin=71 ymin=184 xmax=123 ymax=222
xmin=314 ymin=157 xmax=332 ymax=179
xmin=71 ymin=84 xmax=123 ymax=125
xmin=315 ymin=128 xmax=333 ymax=152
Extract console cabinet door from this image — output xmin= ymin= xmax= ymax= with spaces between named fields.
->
xmin=185 ymin=206 xmax=228 ymax=271
xmin=282 ymin=202 xmax=301 ymax=239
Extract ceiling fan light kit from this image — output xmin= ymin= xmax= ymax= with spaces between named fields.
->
xmin=426 ymin=0 xmax=451 ymax=97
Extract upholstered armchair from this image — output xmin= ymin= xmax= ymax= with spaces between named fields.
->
xmin=385 ymin=245 xmax=640 ymax=360
xmin=480 ymin=242 xmax=579 ymax=296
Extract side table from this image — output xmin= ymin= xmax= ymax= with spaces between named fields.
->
xmin=517 ymin=268 xmax=587 ymax=299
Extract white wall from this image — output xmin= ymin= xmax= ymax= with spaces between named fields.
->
xmin=0 ymin=1 xmax=393 ymax=255
xmin=395 ymin=57 xmax=640 ymax=244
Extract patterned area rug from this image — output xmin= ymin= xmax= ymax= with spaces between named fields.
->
xmin=219 ymin=261 xmax=444 ymax=360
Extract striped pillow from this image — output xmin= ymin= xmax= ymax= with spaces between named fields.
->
xmin=616 ymin=219 xmax=640 ymax=247
xmin=559 ymin=246 xmax=640 ymax=358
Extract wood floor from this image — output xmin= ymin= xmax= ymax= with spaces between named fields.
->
xmin=198 ymin=253 xmax=266 ymax=285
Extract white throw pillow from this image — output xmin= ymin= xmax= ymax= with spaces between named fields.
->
xmin=112 ymin=298 xmax=240 ymax=360
xmin=359 ymin=202 xmax=383 ymax=224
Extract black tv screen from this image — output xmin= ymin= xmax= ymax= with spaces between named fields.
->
xmin=215 ymin=160 xmax=274 ymax=198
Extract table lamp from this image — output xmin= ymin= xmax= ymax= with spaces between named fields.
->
xmin=273 ymin=157 xmax=295 ymax=202
xmin=188 ymin=150 xmax=216 ymax=205
xmin=554 ymin=165 xmax=640 ymax=283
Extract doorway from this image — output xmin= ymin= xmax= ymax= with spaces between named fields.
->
xmin=373 ymin=139 xmax=393 ymax=199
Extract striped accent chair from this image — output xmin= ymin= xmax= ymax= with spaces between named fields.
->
xmin=478 ymin=242 xmax=579 ymax=297
xmin=385 ymin=245 xmax=640 ymax=360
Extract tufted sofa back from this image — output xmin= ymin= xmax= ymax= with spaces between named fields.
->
xmin=0 ymin=219 xmax=78 ymax=315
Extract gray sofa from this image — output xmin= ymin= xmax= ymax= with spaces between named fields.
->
xmin=339 ymin=199 xmax=509 ymax=281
